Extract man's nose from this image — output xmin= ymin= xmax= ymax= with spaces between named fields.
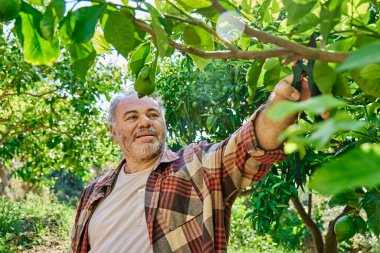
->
xmin=138 ymin=115 xmax=151 ymax=128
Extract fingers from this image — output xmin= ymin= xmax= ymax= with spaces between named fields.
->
xmin=321 ymin=111 xmax=330 ymax=120
xmin=272 ymin=75 xmax=300 ymax=102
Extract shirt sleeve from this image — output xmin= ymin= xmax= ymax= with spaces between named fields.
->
xmin=198 ymin=106 xmax=286 ymax=201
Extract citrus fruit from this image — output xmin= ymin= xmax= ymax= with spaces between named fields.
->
xmin=191 ymin=101 xmax=198 ymax=108
xmin=134 ymin=77 xmax=155 ymax=97
xmin=138 ymin=66 xmax=150 ymax=80
xmin=334 ymin=215 xmax=356 ymax=242
xmin=0 ymin=0 xmax=21 ymax=22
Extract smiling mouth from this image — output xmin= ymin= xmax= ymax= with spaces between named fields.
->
xmin=136 ymin=134 xmax=156 ymax=138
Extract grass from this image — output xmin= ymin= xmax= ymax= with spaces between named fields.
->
xmin=0 ymin=193 xmax=75 ymax=253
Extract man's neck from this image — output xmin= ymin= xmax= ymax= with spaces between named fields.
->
xmin=123 ymin=156 xmax=160 ymax=174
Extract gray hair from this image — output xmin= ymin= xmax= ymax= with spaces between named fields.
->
xmin=107 ymin=89 xmax=165 ymax=125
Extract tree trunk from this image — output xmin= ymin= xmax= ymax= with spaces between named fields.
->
xmin=0 ymin=164 xmax=12 ymax=196
xmin=291 ymin=196 xmax=324 ymax=253
xmin=324 ymin=206 xmax=354 ymax=253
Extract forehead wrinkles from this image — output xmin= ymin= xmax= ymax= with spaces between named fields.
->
xmin=116 ymin=97 xmax=162 ymax=118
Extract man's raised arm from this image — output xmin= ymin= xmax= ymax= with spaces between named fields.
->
xmin=254 ymin=75 xmax=311 ymax=151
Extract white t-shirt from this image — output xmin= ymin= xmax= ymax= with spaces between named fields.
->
xmin=88 ymin=165 xmax=153 ymax=253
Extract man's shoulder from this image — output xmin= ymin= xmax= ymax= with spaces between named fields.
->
xmin=83 ymin=166 xmax=120 ymax=193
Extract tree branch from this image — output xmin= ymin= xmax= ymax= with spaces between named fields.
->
xmin=131 ymin=13 xmax=348 ymax=62
xmin=130 ymin=16 xmax=297 ymax=59
xmin=291 ymin=196 xmax=324 ymax=253
xmin=209 ymin=0 xmax=349 ymax=62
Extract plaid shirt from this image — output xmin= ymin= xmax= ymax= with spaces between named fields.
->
xmin=70 ymin=110 xmax=285 ymax=253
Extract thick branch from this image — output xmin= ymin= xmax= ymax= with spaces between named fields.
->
xmin=131 ymin=16 xmax=296 ymax=59
xmin=131 ymin=14 xmax=347 ymax=62
xmin=209 ymin=0 xmax=349 ymax=62
xmin=291 ymin=196 xmax=324 ymax=253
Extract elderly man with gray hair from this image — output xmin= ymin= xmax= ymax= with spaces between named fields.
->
xmin=70 ymin=75 xmax=310 ymax=253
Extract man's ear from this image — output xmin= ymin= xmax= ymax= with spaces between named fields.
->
xmin=110 ymin=124 xmax=116 ymax=141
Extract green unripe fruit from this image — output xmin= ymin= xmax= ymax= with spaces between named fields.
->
xmin=134 ymin=77 xmax=155 ymax=97
xmin=222 ymin=86 xmax=228 ymax=93
xmin=235 ymin=86 xmax=241 ymax=93
xmin=138 ymin=66 xmax=150 ymax=80
xmin=134 ymin=66 xmax=155 ymax=96
xmin=191 ymin=101 xmax=198 ymax=108
xmin=334 ymin=215 xmax=356 ymax=242
xmin=0 ymin=0 xmax=21 ymax=22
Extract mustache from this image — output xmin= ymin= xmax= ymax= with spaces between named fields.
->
xmin=134 ymin=129 xmax=157 ymax=138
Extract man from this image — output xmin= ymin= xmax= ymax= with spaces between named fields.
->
xmin=70 ymin=75 xmax=310 ymax=253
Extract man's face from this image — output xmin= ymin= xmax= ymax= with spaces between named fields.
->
xmin=110 ymin=94 xmax=166 ymax=163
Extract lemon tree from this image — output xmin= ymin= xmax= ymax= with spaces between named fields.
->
xmin=1 ymin=0 xmax=379 ymax=252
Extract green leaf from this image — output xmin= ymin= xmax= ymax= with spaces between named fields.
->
xmin=362 ymin=190 xmax=380 ymax=236
xmin=39 ymin=1 xmax=61 ymax=41
xmin=103 ymin=10 xmax=135 ymax=58
xmin=332 ymin=73 xmax=351 ymax=97
xmin=59 ymin=11 xmax=75 ymax=44
xmin=195 ymin=6 xmax=219 ymax=21
xmin=17 ymin=8 xmax=59 ymax=66
xmin=246 ymin=60 xmax=264 ymax=100
xmin=206 ymin=115 xmax=218 ymax=131
xmin=308 ymin=114 xmax=366 ymax=147
xmin=351 ymin=68 xmax=380 ymax=98
xmin=93 ymin=30 xmax=110 ymax=55
xmin=326 ymin=37 xmax=356 ymax=52
xmin=310 ymin=143 xmax=380 ymax=195
xmin=314 ymin=61 xmax=336 ymax=94
xmin=189 ymin=55 xmax=211 ymax=71
xmin=28 ymin=0 xmax=43 ymax=5
xmin=360 ymin=64 xmax=380 ymax=80
xmin=72 ymin=4 xmax=106 ymax=43
xmin=146 ymin=3 xmax=168 ymax=57
xmin=290 ymin=12 xmax=319 ymax=34
xmin=328 ymin=190 xmax=358 ymax=208
xmin=283 ymin=0 xmax=317 ymax=25
xmin=68 ymin=41 xmax=96 ymax=79
xmin=178 ymin=0 xmax=212 ymax=9
xmin=337 ymin=41 xmax=380 ymax=72
xmin=183 ymin=25 xmax=201 ymax=45
xmin=267 ymin=95 xmax=346 ymax=121
xmin=51 ymin=0 xmax=65 ymax=20
xmin=129 ymin=44 xmax=150 ymax=78
xmin=320 ymin=1 xmax=342 ymax=40
xmin=186 ymin=26 xmax=214 ymax=70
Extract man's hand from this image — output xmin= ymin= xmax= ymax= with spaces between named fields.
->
xmin=254 ymin=75 xmax=309 ymax=151
xmin=269 ymin=75 xmax=310 ymax=105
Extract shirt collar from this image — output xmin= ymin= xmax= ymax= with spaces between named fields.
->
xmin=95 ymin=146 xmax=179 ymax=188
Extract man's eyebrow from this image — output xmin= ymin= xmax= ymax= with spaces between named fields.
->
xmin=123 ymin=110 xmax=137 ymax=117
xmin=123 ymin=108 xmax=160 ymax=117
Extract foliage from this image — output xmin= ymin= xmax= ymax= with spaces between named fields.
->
xmin=1 ymin=0 xmax=380 ymax=252
xmin=0 ymin=194 xmax=75 ymax=252
xmin=228 ymin=197 xmax=279 ymax=252
xmin=0 ymin=29 xmax=121 ymax=187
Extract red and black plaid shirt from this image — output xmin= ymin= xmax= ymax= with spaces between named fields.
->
xmin=70 ymin=110 xmax=285 ymax=253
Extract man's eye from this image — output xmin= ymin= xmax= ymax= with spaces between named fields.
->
xmin=148 ymin=114 xmax=159 ymax=119
xmin=126 ymin=116 xmax=137 ymax=120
